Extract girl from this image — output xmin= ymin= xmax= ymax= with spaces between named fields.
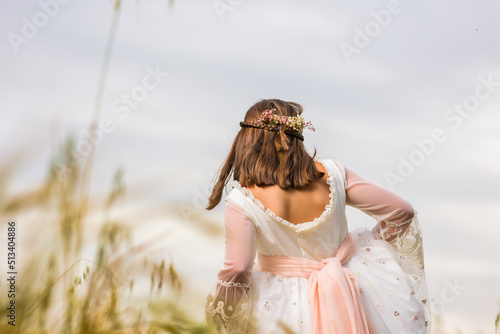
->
xmin=204 ymin=98 xmax=431 ymax=334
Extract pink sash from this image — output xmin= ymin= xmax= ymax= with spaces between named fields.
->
xmin=258 ymin=234 xmax=376 ymax=334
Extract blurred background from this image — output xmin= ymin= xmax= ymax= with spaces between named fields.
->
xmin=1 ymin=0 xmax=499 ymax=333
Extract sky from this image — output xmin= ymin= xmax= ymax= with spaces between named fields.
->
xmin=1 ymin=0 xmax=500 ymax=332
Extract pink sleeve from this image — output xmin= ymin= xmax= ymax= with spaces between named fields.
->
xmin=344 ymin=166 xmax=415 ymax=242
xmin=217 ymin=202 xmax=257 ymax=284
xmin=205 ymin=201 xmax=256 ymax=333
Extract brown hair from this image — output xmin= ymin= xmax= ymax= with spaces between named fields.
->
xmin=205 ymin=98 xmax=324 ymax=210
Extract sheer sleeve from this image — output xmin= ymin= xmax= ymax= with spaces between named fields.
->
xmin=205 ymin=201 xmax=257 ymax=334
xmin=343 ymin=165 xmax=427 ymax=275
xmin=344 ymin=167 xmax=415 ymax=243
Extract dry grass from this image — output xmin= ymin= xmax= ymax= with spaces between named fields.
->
xmin=0 ymin=2 xmax=220 ymax=332
xmin=0 ymin=136 xmax=216 ymax=334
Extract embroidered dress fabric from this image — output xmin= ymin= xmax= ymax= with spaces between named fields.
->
xmin=205 ymin=158 xmax=431 ymax=334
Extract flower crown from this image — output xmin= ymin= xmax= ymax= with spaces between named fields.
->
xmin=239 ymin=108 xmax=315 ymax=141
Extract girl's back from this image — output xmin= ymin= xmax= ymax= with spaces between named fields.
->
xmin=246 ymin=160 xmax=330 ymax=226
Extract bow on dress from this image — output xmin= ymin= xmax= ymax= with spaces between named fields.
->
xmin=258 ymin=234 xmax=376 ymax=334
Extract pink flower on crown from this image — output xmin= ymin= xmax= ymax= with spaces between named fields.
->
xmin=255 ymin=109 xmax=315 ymax=133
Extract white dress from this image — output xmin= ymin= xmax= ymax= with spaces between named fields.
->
xmin=205 ymin=158 xmax=431 ymax=333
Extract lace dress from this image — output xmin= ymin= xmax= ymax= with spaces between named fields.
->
xmin=205 ymin=158 xmax=431 ymax=334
